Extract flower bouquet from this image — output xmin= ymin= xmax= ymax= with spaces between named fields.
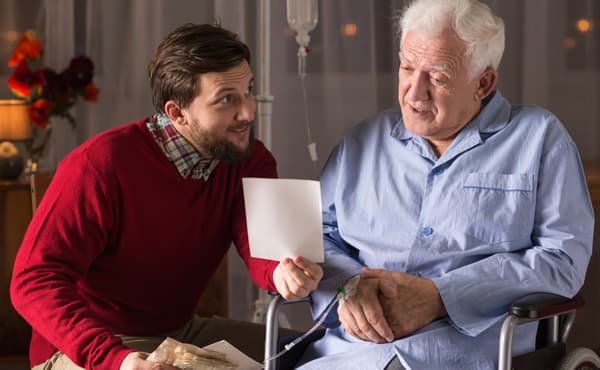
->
xmin=7 ymin=31 xmax=100 ymax=161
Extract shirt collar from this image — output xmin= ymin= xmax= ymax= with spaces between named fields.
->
xmin=473 ymin=90 xmax=511 ymax=134
xmin=146 ymin=114 xmax=218 ymax=180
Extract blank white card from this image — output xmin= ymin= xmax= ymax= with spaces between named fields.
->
xmin=242 ymin=178 xmax=324 ymax=263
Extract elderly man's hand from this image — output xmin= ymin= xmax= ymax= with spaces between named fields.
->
xmin=119 ymin=352 xmax=178 ymax=370
xmin=361 ymin=268 xmax=447 ymax=339
xmin=273 ymin=256 xmax=323 ymax=301
xmin=337 ymin=277 xmax=394 ymax=343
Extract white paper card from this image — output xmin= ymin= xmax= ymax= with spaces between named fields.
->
xmin=242 ymin=178 xmax=324 ymax=263
xmin=203 ymin=340 xmax=263 ymax=370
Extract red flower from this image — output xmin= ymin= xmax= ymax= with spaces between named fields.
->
xmin=29 ymin=99 xmax=55 ymax=128
xmin=61 ymin=56 xmax=94 ymax=90
xmin=40 ymin=68 xmax=69 ymax=101
xmin=83 ymin=83 xmax=100 ymax=102
xmin=7 ymin=31 xmax=99 ymax=138
xmin=8 ymin=33 xmax=43 ymax=67
xmin=8 ymin=61 xmax=44 ymax=98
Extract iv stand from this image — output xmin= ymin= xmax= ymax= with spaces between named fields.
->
xmin=252 ymin=0 xmax=275 ymax=324
xmin=255 ymin=0 xmax=273 ymax=152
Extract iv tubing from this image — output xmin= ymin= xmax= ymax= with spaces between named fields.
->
xmin=263 ymin=291 xmax=340 ymax=363
xmin=299 ymin=48 xmax=318 ymax=177
xmin=263 ymin=275 xmax=360 ymax=364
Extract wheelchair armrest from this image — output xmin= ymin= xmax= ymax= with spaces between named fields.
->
xmin=509 ymin=293 xmax=584 ymax=320
xmin=498 ymin=293 xmax=585 ymax=370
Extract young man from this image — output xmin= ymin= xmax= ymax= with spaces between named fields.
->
xmin=11 ymin=23 xmax=322 ymax=370
xmin=298 ymin=1 xmax=593 ymax=369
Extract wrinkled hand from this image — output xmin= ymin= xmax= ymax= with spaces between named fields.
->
xmin=361 ymin=268 xmax=447 ymax=339
xmin=119 ymin=352 xmax=178 ymax=370
xmin=337 ymin=277 xmax=394 ymax=343
xmin=273 ymin=256 xmax=323 ymax=301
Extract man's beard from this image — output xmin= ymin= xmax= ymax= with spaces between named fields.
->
xmin=196 ymin=123 xmax=256 ymax=163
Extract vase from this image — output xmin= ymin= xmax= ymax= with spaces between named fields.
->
xmin=36 ymin=116 xmax=78 ymax=174
xmin=0 ymin=142 xmax=24 ymax=180
xmin=26 ymin=126 xmax=51 ymax=173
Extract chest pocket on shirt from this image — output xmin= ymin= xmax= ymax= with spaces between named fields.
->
xmin=454 ymin=172 xmax=535 ymax=244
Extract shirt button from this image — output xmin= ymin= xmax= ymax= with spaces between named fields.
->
xmin=421 ymin=227 xmax=433 ymax=236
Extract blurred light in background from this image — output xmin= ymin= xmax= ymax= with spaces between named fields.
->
xmin=576 ymin=18 xmax=592 ymax=33
xmin=563 ymin=37 xmax=577 ymax=49
xmin=341 ymin=23 xmax=358 ymax=37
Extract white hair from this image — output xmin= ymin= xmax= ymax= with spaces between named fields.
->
xmin=396 ymin=0 xmax=505 ymax=80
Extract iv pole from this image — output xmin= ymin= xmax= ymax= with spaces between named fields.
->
xmin=252 ymin=0 xmax=274 ymax=324
xmin=252 ymin=0 xmax=318 ymax=325
xmin=256 ymin=0 xmax=273 ymax=151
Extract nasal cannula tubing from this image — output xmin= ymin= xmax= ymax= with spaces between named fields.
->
xmin=263 ymin=275 xmax=361 ymax=364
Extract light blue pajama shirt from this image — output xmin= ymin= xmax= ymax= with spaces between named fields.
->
xmin=297 ymin=91 xmax=594 ymax=370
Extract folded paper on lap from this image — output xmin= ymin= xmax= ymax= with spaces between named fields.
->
xmin=147 ymin=337 xmax=263 ymax=370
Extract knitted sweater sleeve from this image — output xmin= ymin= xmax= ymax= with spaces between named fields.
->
xmin=10 ymin=150 xmax=133 ymax=369
xmin=231 ymin=142 xmax=279 ymax=292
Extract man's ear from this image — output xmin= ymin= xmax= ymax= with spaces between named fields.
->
xmin=164 ymin=100 xmax=187 ymax=125
xmin=474 ymin=67 xmax=498 ymax=101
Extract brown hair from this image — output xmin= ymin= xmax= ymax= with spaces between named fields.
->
xmin=148 ymin=23 xmax=251 ymax=113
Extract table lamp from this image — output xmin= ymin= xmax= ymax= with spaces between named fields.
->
xmin=0 ymin=99 xmax=32 ymax=180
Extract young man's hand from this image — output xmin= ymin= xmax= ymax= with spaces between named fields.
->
xmin=273 ymin=256 xmax=323 ymax=301
xmin=119 ymin=352 xmax=179 ymax=370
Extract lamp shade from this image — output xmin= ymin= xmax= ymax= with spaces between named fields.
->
xmin=0 ymin=99 xmax=32 ymax=141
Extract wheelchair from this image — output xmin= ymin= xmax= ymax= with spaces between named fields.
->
xmin=264 ymin=292 xmax=600 ymax=370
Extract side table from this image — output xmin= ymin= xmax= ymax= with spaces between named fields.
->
xmin=0 ymin=178 xmax=34 ymax=355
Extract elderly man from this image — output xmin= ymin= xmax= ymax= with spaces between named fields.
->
xmin=297 ymin=0 xmax=593 ymax=369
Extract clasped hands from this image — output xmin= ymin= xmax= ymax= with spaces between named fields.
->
xmin=337 ymin=268 xmax=447 ymax=343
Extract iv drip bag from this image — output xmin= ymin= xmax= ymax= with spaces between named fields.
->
xmin=287 ymin=0 xmax=320 ymax=170
xmin=287 ymin=0 xmax=318 ymax=48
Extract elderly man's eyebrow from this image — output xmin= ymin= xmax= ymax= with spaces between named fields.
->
xmin=430 ymin=64 xmax=449 ymax=72
xmin=399 ymin=52 xmax=449 ymax=72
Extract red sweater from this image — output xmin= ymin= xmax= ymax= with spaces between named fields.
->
xmin=10 ymin=119 xmax=279 ymax=369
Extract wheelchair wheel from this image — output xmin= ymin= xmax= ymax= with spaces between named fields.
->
xmin=556 ymin=347 xmax=600 ymax=370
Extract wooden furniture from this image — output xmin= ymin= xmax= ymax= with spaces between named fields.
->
xmin=196 ymin=259 xmax=229 ymax=318
xmin=0 ymin=178 xmax=37 ymax=355
xmin=0 ymin=173 xmax=52 ymax=356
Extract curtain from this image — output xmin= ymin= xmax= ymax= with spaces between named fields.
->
xmin=2 ymin=0 xmax=600 ymax=335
